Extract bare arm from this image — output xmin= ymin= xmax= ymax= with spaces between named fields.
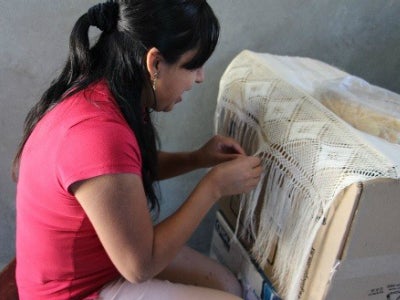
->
xmin=157 ymin=151 xmax=202 ymax=180
xmin=70 ymin=155 xmax=261 ymax=284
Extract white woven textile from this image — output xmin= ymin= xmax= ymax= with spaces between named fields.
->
xmin=214 ymin=50 xmax=400 ymax=299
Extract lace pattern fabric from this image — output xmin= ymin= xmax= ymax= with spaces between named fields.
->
xmin=215 ymin=50 xmax=400 ymax=299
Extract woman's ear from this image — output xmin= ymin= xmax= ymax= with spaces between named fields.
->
xmin=146 ymin=47 xmax=161 ymax=77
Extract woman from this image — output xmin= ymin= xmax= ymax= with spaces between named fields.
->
xmin=13 ymin=1 xmax=262 ymax=299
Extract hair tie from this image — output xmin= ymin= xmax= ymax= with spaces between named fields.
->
xmin=87 ymin=1 xmax=119 ymax=32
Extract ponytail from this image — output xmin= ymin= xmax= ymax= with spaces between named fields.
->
xmin=13 ymin=0 xmax=220 ymax=214
xmin=12 ymin=1 xmax=161 ymax=213
xmin=12 ymin=13 xmax=93 ymax=181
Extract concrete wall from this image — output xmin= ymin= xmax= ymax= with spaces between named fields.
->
xmin=1 ymin=0 xmax=399 ymax=269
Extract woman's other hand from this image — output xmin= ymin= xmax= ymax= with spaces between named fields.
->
xmin=201 ymin=155 xmax=262 ymax=200
xmin=194 ymin=135 xmax=246 ymax=168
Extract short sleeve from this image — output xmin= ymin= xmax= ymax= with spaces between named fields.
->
xmin=57 ymin=116 xmax=142 ymax=191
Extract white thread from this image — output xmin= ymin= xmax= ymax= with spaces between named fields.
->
xmin=215 ymin=50 xmax=400 ymax=299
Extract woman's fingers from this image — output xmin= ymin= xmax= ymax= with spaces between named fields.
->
xmin=217 ymin=136 xmax=246 ymax=155
xmin=208 ymin=155 xmax=263 ymax=198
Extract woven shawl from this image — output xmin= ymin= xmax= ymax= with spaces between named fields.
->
xmin=214 ymin=50 xmax=400 ymax=299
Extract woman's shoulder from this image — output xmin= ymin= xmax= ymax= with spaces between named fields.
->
xmin=60 ymin=79 xmax=123 ymax=123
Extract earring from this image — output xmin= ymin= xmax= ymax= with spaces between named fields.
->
xmin=152 ymin=71 xmax=159 ymax=91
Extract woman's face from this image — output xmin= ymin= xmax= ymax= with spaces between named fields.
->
xmin=154 ymin=49 xmax=204 ymax=112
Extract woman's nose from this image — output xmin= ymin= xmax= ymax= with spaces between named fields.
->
xmin=195 ymin=67 xmax=205 ymax=83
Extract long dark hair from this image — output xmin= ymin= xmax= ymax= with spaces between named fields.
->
xmin=12 ymin=0 xmax=220 ymax=212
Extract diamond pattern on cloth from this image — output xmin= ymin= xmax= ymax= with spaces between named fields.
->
xmin=214 ymin=50 xmax=400 ymax=299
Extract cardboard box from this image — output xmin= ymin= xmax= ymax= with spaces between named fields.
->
xmin=217 ymin=178 xmax=400 ymax=300
xmin=210 ymin=211 xmax=281 ymax=300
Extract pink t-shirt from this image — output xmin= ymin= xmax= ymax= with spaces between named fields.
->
xmin=16 ymin=80 xmax=142 ymax=299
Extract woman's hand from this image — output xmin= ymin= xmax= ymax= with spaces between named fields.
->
xmin=201 ymin=155 xmax=263 ymax=200
xmin=194 ymin=135 xmax=246 ymax=168
xmin=157 ymin=135 xmax=247 ymax=180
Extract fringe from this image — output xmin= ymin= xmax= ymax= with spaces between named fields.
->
xmin=214 ymin=54 xmax=399 ymax=298
xmin=215 ymin=103 xmax=398 ymax=299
